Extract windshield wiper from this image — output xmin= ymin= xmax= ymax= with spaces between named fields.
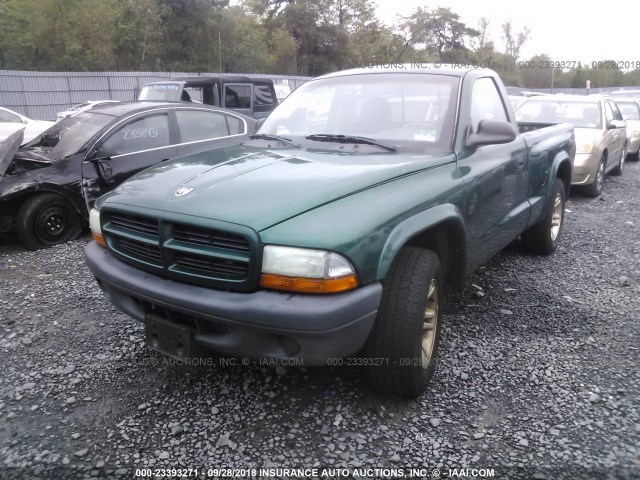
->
xmin=249 ymin=134 xmax=300 ymax=148
xmin=305 ymin=134 xmax=397 ymax=152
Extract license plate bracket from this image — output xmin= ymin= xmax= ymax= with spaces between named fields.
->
xmin=145 ymin=314 xmax=204 ymax=359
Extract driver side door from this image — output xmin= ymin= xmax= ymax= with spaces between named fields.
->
xmin=81 ymin=112 xmax=177 ymax=210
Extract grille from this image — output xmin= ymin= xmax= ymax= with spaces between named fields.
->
xmin=172 ymin=224 xmax=250 ymax=252
xmin=102 ymin=210 xmax=257 ymax=291
xmin=115 ymin=237 xmax=162 ymax=265
xmin=108 ymin=213 xmax=159 ymax=237
xmin=174 ymin=253 xmax=249 ymax=278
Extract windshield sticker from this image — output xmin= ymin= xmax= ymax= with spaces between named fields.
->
xmin=123 ymin=128 xmax=158 ymax=140
xmin=415 ymin=130 xmax=437 ymax=142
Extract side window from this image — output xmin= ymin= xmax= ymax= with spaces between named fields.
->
xmin=254 ymin=85 xmax=276 ymax=114
xmin=469 ymin=78 xmax=509 ymax=132
xmin=224 ymin=85 xmax=251 ymax=109
xmin=97 ymin=114 xmax=169 ymax=157
xmin=609 ymin=101 xmax=623 ymax=121
xmin=225 ymin=115 xmax=245 ymax=135
xmin=604 ymin=102 xmax=614 ymax=124
xmin=175 ymin=110 xmax=229 ymax=143
xmin=0 ymin=109 xmax=23 ymax=123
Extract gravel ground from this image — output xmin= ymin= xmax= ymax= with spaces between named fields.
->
xmin=1 ymin=162 xmax=639 ymax=480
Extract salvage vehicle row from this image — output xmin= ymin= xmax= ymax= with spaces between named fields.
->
xmin=0 ymin=102 xmax=255 ymax=249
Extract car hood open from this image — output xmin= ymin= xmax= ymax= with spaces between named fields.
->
xmin=0 ymin=129 xmax=24 ymax=181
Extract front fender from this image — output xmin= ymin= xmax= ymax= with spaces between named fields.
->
xmin=0 ymin=177 xmax=86 ymax=221
xmin=376 ymin=203 xmax=467 ymax=281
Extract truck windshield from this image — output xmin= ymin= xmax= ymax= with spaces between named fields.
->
xmin=258 ymin=73 xmax=459 ymax=153
xmin=19 ymin=112 xmax=114 ymax=161
xmin=138 ymin=83 xmax=182 ymax=101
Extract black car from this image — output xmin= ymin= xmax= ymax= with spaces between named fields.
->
xmin=0 ymin=102 xmax=256 ymax=249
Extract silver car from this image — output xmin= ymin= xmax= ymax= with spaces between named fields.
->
xmin=516 ymin=95 xmax=626 ymax=196
xmin=613 ymin=99 xmax=640 ymax=162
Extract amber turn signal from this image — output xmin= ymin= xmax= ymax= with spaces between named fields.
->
xmin=260 ymin=273 xmax=358 ymax=294
xmin=92 ymin=232 xmax=106 ymax=247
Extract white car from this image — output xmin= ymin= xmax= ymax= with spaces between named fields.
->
xmin=56 ymin=100 xmax=119 ymax=122
xmin=614 ymin=98 xmax=640 ymax=161
xmin=0 ymin=107 xmax=55 ymax=144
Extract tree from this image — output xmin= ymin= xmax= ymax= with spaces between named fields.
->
xmin=519 ymin=54 xmax=554 ymax=89
xmin=399 ymin=7 xmax=478 ymax=62
xmin=501 ymin=20 xmax=530 ymax=62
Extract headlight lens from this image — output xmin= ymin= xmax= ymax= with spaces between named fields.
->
xmin=577 ymin=143 xmax=593 ymax=154
xmin=89 ymin=208 xmax=105 ymax=247
xmin=260 ymin=246 xmax=358 ymax=294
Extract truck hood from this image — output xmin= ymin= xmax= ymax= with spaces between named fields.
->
xmin=104 ymin=146 xmax=453 ymax=231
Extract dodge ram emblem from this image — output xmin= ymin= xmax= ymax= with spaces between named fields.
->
xmin=174 ymin=186 xmax=194 ymax=197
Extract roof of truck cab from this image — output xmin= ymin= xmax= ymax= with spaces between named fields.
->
xmin=315 ymin=64 xmax=495 ymax=79
xmin=168 ymin=76 xmax=274 ymax=87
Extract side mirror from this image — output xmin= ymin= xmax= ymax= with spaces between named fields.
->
xmin=466 ymin=119 xmax=517 ymax=149
xmin=90 ymin=155 xmax=114 ymax=185
xmin=608 ymin=120 xmax=626 ymax=129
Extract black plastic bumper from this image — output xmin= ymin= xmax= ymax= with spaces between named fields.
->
xmin=84 ymin=242 xmax=382 ymax=366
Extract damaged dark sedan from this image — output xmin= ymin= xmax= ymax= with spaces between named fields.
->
xmin=0 ymin=102 xmax=256 ymax=249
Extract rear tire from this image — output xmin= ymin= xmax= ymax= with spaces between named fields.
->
xmin=521 ymin=178 xmax=565 ymax=255
xmin=16 ymin=194 xmax=82 ymax=250
xmin=363 ymin=247 xmax=443 ymax=398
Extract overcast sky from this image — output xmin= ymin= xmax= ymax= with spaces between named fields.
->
xmin=375 ymin=0 xmax=638 ymax=66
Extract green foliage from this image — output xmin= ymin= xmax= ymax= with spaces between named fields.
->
xmin=0 ymin=0 xmax=638 ymax=87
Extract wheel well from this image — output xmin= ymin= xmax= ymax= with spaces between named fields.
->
xmin=405 ymin=220 xmax=466 ymax=294
xmin=556 ymin=159 xmax=572 ymax=196
xmin=0 ymin=190 xmax=83 ymax=232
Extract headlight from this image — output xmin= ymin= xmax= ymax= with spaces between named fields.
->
xmin=577 ymin=143 xmax=593 ymax=154
xmin=260 ymin=246 xmax=358 ymax=294
xmin=89 ymin=208 xmax=105 ymax=247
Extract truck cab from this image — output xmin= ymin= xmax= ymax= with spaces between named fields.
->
xmin=137 ymin=76 xmax=278 ymax=119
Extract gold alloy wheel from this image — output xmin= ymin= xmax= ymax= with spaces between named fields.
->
xmin=596 ymin=160 xmax=605 ymax=193
xmin=550 ymin=192 xmax=563 ymax=241
xmin=421 ymin=279 xmax=438 ymax=369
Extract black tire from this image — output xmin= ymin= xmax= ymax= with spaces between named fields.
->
xmin=521 ymin=178 xmax=565 ymax=255
xmin=611 ymin=146 xmax=626 ymax=176
xmin=363 ymin=247 xmax=443 ymax=398
xmin=626 ymin=149 xmax=640 ymax=162
xmin=583 ymin=156 xmax=605 ymax=197
xmin=16 ymin=193 xmax=82 ymax=250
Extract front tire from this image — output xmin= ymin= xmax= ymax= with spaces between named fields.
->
xmin=16 ymin=193 xmax=82 ymax=250
xmin=611 ymin=146 xmax=626 ymax=176
xmin=521 ymin=178 xmax=565 ymax=255
xmin=363 ymin=247 xmax=443 ymax=398
xmin=583 ymin=156 xmax=605 ymax=197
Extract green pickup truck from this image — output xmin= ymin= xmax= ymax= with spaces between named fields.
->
xmin=85 ymin=66 xmax=575 ymax=398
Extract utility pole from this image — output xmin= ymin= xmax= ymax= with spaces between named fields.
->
xmin=219 ymin=32 xmax=222 ymax=74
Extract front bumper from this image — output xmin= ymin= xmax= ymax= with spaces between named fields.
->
xmin=84 ymin=242 xmax=382 ymax=366
xmin=571 ymin=152 xmax=599 ymax=185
